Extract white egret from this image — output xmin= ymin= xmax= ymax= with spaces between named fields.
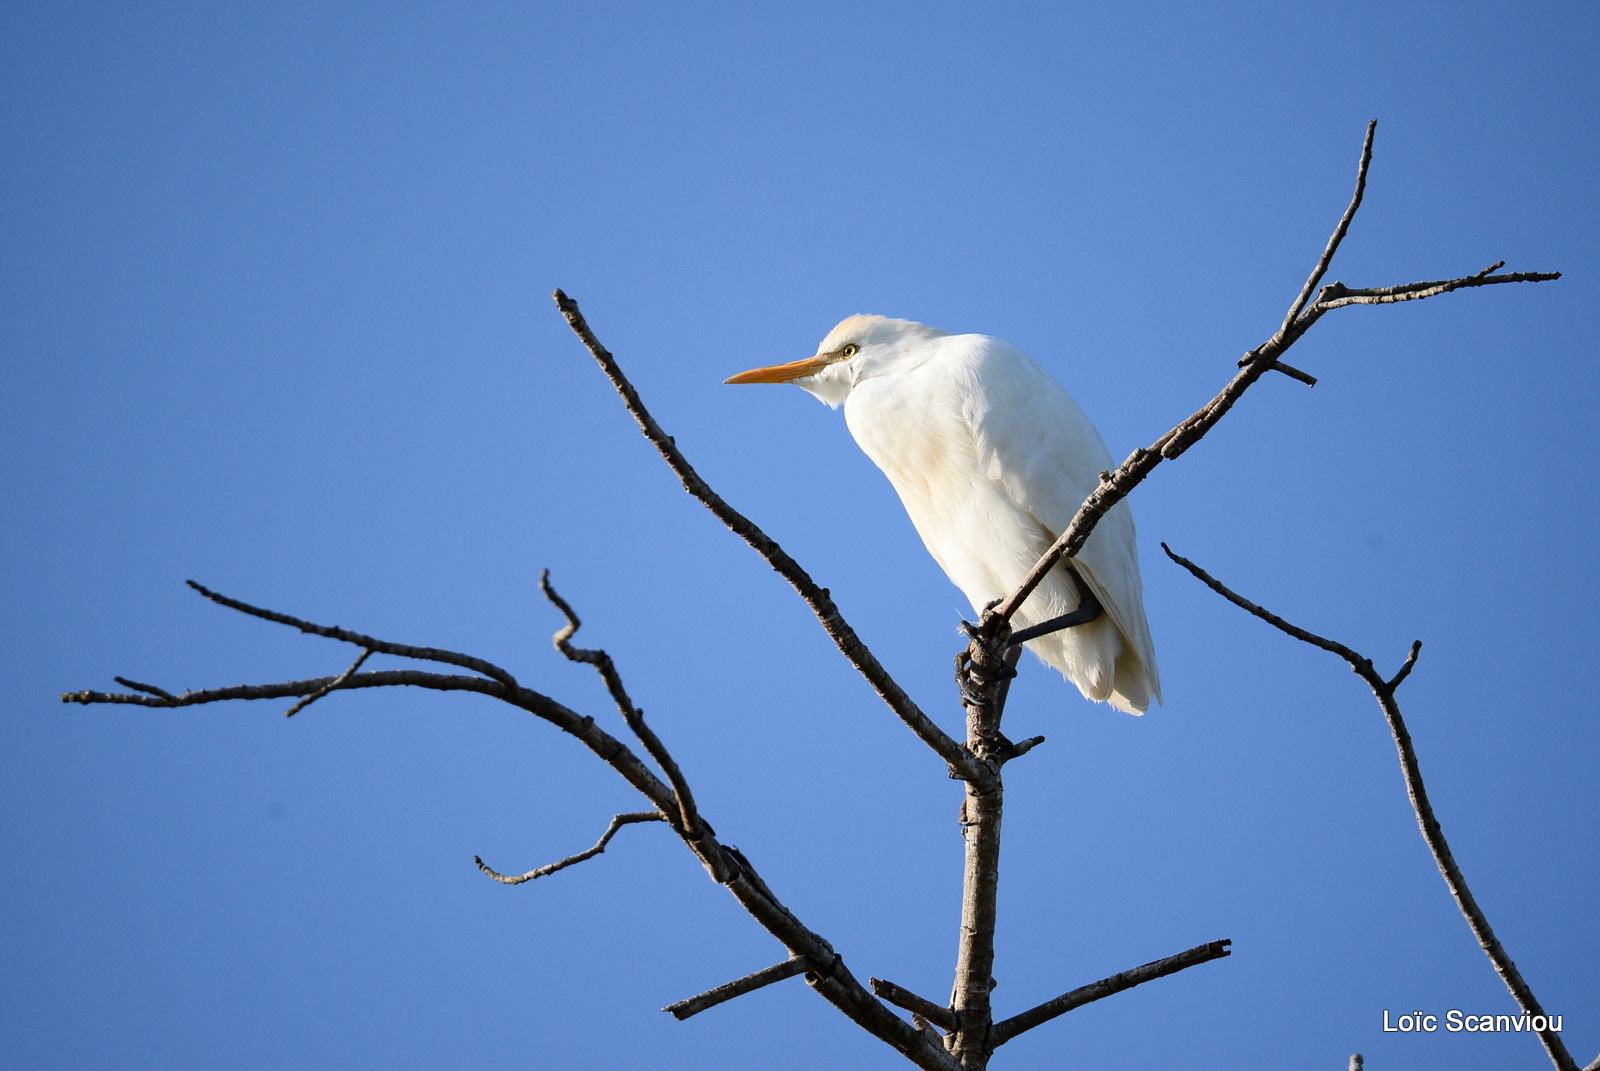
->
xmin=727 ymin=315 xmax=1159 ymax=714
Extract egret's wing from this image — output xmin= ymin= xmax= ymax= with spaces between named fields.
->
xmin=961 ymin=339 xmax=1162 ymax=703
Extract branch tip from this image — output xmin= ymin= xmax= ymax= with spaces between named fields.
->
xmin=1162 ymin=544 xmax=1362 ymax=665
xmin=1387 ymin=640 xmax=1422 ymax=692
xmin=476 ymin=811 xmax=666 ymax=885
xmin=113 ymin=677 xmax=176 ymax=703
xmin=539 ymin=569 xmax=583 ymax=646
xmin=991 ymin=938 xmax=1231 ymax=1047
xmin=1268 ymin=360 xmax=1318 ymax=387
xmin=664 ymin=957 xmax=810 ymax=1020
xmin=1281 ymin=119 xmax=1376 ymax=333
xmin=1006 ymin=735 xmax=1046 ymax=759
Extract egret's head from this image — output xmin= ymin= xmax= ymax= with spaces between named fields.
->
xmin=725 ymin=314 xmax=947 ymax=408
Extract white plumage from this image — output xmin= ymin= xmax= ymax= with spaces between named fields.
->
xmin=727 ymin=314 xmax=1159 ymax=714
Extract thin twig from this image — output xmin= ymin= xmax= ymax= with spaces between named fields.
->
xmin=990 ymin=939 xmax=1232 ymax=1047
xmin=1001 ymin=735 xmax=1045 ymax=761
xmin=185 ymin=580 xmax=520 ymax=689
xmin=283 ymin=648 xmax=371 ymax=717
xmin=1164 ymin=547 xmax=1578 ymax=1071
xmin=1387 ymin=640 xmax=1422 ymax=692
xmin=540 ymin=571 xmax=707 ymax=847
xmin=475 ymin=811 xmax=665 ymax=884
xmin=113 ymin=677 xmax=176 ymax=702
xmin=870 ymin=978 xmax=957 ymax=1033
xmin=1160 ymin=544 xmax=1368 ymax=666
xmin=664 ymin=957 xmax=810 ymax=1020
xmin=1309 ymin=266 xmax=1558 ymax=315
xmin=1267 ymin=360 xmax=1318 ymax=387
xmin=552 ymin=290 xmax=987 ymax=789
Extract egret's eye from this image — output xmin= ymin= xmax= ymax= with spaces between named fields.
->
xmin=840 ymin=344 xmax=859 ymax=358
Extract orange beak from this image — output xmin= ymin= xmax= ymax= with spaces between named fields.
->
xmin=724 ymin=352 xmax=838 ymax=384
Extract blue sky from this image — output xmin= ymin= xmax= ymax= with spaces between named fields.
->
xmin=3 ymin=3 xmax=1596 ymax=1069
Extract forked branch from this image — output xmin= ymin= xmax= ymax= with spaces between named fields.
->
xmin=1163 ymin=544 xmax=1579 ymax=1071
xmin=63 ymin=581 xmax=961 ymax=1071
xmin=983 ymin=120 xmax=1559 ymax=633
xmin=553 ymin=290 xmax=988 ymax=788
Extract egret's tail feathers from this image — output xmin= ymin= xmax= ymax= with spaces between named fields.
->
xmin=1108 ymin=647 xmax=1160 ymax=715
xmin=1024 ymin=616 xmax=1160 ymax=715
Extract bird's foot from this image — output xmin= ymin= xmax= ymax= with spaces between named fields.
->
xmin=957 ymin=665 xmax=1017 ymax=709
xmin=1006 ymin=587 xmax=1104 ymax=647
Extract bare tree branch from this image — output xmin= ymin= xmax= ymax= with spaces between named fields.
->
xmin=982 ymin=121 xmax=1559 ymax=634
xmin=664 ymin=956 xmax=810 ymax=1020
xmin=1163 ymin=545 xmax=1579 ymax=1071
xmin=475 ymin=811 xmax=666 ymax=885
xmin=65 ymin=586 xmax=683 ymax=819
xmin=69 ymin=667 xmax=506 ymax=707
xmin=990 ymin=939 xmax=1232 ymax=1047
xmin=1158 ymin=543 xmax=1371 ymax=667
xmin=1307 ymin=264 xmax=1558 ymax=316
xmin=552 ymin=289 xmax=988 ymax=789
xmin=283 ymin=648 xmax=371 ymax=717
xmin=871 ymin=978 xmax=958 ymax=1033
xmin=540 ymin=570 xmax=708 ymax=849
xmin=63 ymin=585 xmax=963 ymax=1071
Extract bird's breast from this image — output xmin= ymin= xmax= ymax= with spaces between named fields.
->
xmin=843 ymin=372 xmax=1049 ymax=598
xmin=845 ymin=376 xmax=970 ymax=512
